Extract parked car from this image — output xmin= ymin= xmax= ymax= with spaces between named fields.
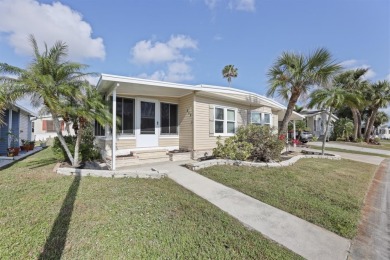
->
xmin=299 ymin=131 xmax=313 ymax=143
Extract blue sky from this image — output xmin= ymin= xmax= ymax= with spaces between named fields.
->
xmin=0 ymin=0 xmax=389 ymax=111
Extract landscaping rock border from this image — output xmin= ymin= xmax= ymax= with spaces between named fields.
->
xmin=188 ymin=153 xmax=341 ymax=171
xmin=56 ymin=167 xmax=167 ymax=179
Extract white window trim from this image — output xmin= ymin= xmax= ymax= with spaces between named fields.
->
xmin=214 ymin=106 xmax=237 ymax=136
xmin=250 ymin=111 xmax=272 ymax=126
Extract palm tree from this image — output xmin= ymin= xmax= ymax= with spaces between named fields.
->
xmin=308 ymin=87 xmax=358 ymax=154
xmin=0 ymin=35 xmax=109 ymax=166
xmin=373 ymin=111 xmax=389 ymax=133
xmin=222 ymin=65 xmax=238 ymax=87
xmin=293 ymin=104 xmax=304 ymax=113
xmin=333 ymin=68 xmax=368 ymax=141
xmin=267 ymin=48 xmax=341 ymax=135
xmin=364 ymin=80 xmax=390 ymax=142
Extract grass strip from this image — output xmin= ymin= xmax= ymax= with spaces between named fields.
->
xmin=198 ymin=159 xmax=376 ymax=239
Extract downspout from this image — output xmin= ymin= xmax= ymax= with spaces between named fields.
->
xmin=8 ymin=109 xmax=12 ymax=147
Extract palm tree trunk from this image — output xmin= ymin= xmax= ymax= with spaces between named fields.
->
xmin=364 ymin=107 xmax=379 ymax=142
xmin=351 ymin=107 xmax=359 ymax=141
xmin=357 ymin=110 xmax=362 ymax=139
xmin=52 ymin=114 xmax=75 ymax=165
xmin=73 ymin=124 xmax=83 ymax=167
xmin=279 ymin=91 xmax=300 ymax=135
xmin=321 ymin=108 xmax=334 ymax=155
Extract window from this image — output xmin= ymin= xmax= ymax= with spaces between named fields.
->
xmin=95 ymin=121 xmax=105 ymax=136
xmin=251 ymin=112 xmax=261 ymax=125
xmin=111 ymin=97 xmax=135 ymax=135
xmin=214 ymin=107 xmax=236 ymax=135
xmin=251 ymin=112 xmax=271 ymax=126
xmin=43 ymin=120 xmax=55 ymax=132
xmin=161 ymin=103 xmax=178 ymax=135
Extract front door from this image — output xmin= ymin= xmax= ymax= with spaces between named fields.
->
xmin=136 ymin=100 xmax=159 ymax=148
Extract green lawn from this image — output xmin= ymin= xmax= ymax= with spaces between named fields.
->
xmin=334 ymin=141 xmax=390 ymax=151
xmin=198 ymin=159 xmax=376 ymax=239
xmin=0 ymin=148 xmax=300 ymax=259
xmin=309 ymin=145 xmax=390 ymax=158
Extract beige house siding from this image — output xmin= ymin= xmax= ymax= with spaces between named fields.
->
xmin=193 ymin=94 xmax=280 ymax=155
xmin=178 ymin=93 xmax=194 ymax=150
xmin=159 ymin=137 xmax=179 ymax=147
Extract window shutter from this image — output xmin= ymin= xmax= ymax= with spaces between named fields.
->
xmin=209 ymin=105 xmax=214 ymax=136
xmin=60 ymin=121 xmax=65 ymax=131
xmin=42 ymin=120 xmax=47 ymax=130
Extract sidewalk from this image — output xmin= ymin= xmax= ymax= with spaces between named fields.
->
xmin=310 ymin=142 xmax=390 ymax=156
xmin=153 ymin=162 xmax=351 ymax=260
xmin=349 ymin=159 xmax=390 ymax=260
xmin=294 ymin=147 xmax=384 ymax=165
xmin=0 ymin=147 xmax=43 ymax=169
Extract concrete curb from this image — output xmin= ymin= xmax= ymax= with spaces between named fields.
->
xmin=56 ymin=167 xmax=167 ymax=179
xmin=189 ymin=153 xmax=341 ymax=171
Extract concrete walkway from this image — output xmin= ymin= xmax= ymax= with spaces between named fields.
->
xmin=349 ymin=159 xmax=390 ymax=260
xmin=0 ymin=147 xmax=43 ymax=169
xmin=310 ymin=142 xmax=390 ymax=156
xmin=150 ymin=162 xmax=351 ymax=260
xmin=294 ymin=147 xmax=385 ymax=166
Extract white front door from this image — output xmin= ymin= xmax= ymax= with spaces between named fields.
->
xmin=136 ymin=100 xmax=159 ymax=148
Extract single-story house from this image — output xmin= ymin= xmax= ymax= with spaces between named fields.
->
xmin=31 ymin=115 xmax=74 ymax=141
xmin=376 ymin=125 xmax=390 ymax=139
xmin=0 ymin=104 xmax=36 ymax=155
xmin=300 ymin=110 xmax=338 ymax=138
xmin=95 ymin=74 xmax=305 ymax=170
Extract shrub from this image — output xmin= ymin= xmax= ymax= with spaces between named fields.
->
xmin=53 ymin=124 xmax=101 ymax=163
xmin=333 ymin=118 xmax=354 ymax=141
xmin=213 ymin=125 xmax=284 ymax=162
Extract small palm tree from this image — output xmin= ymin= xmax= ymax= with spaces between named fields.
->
xmin=308 ymin=87 xmax=358 ymax=154
xmin=364 ymin=80 xmax=390 ymax=142
xmin=0 ymin=35 xmax=110 ymax=166
xmin=222 ymin=65 xmax=238 ymax=87
xmin=267 ymin=48 xmax=341 ymax=135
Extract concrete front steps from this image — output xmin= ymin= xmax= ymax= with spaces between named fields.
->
xmin=107 ymin=150 xmax=192 ymax=169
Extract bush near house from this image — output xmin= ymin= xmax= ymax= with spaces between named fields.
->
xmin=213 ymin=125 xmax=284 ymax=162
xmin=53 ymin=124 xmax=100 ymax=163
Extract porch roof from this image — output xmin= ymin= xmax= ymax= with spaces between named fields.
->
xmin=97 ymin=74 xmax=305 ymax=120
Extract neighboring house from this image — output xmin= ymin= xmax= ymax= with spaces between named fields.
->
xmin=300 ymin=110 xmax=338 ymax=138
xmin=0 ymin=104 xmax=36 ymax=155
xmin=95 ymin=74 xmax=305 ymax=169
xmin=31 ymin=115 xmax=74 ymax=141
xmin=376 ymin=125 xmax=390 ymax=139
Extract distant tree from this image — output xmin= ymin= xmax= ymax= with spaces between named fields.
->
xmin=267 ymin=48 xmax=341 ymax=135
xmin=373 ymin=111 xmax=389 ymax=133
xmin=333 ymin=68 xmax=368 ymax=141
xmin=293 ymin=104 xmax=304 ymax=113
xmin=0 ymin=35 xmax=110 ymax=166
xmin=333 ymin=118 xmax=354 ymax=141
xmin=364 ymin=80 xmax=390 ymax=142
xmin=308 ymin=87 xmax=357 ymax=155
xmin=222 ymin=65 xmax=238 ymax=87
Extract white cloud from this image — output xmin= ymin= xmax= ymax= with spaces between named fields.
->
xmin=131 ymin=35 xmax=197 ymax=82
xmin=386 ymin=73 xmax=390 ymax=81
xmin=228 ymin=0 xmax=256 ymax=12
xmin=0 ymin=0 xmax=105 ymax=60
xmin=138 ymin=62 xmax=194 ymax=82
xmin=205 ymin=0 xmax=220 ymax=9
xmin=131 ymin=35 xmax=197 ymax=64
xmin=340 ymin=59 xmax=376 ymax=80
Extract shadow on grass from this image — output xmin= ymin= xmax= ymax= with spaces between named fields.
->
xmin=39 ymin=175 xmax=81 ymax=259
xmin=26 ymin=157 xmax=58 ymax=169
